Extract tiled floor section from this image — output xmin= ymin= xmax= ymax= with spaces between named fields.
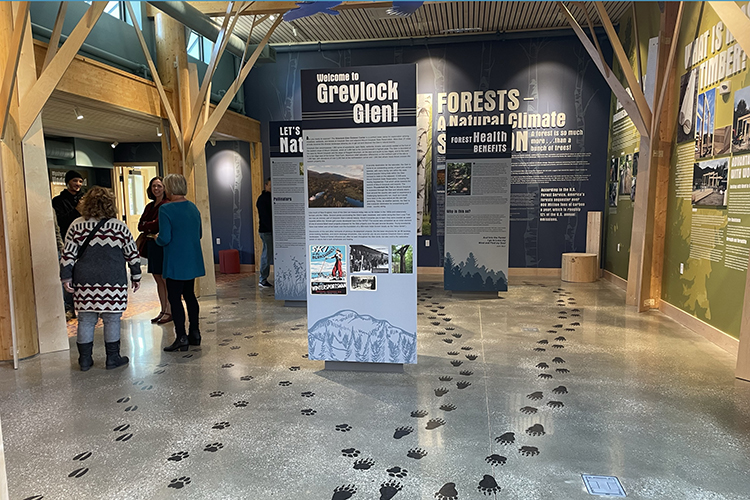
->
xmin=2 ymin=276 xmax=750 ymax=499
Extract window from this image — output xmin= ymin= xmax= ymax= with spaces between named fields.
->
xmin=186 ymin=31 xmax=215 ymax=64
xmin=98 ymin=1 xmax=135 ymax=26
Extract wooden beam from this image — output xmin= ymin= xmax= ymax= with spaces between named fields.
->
xmin=575 ymin=1 xmax=608 ymax=78
xmin=0 ymin=1 xmax=29 ymax=141
xmin=631 ymin=1 xmax=643 ymax=93
xmin=188 ymin=1 xmax=391 ymax=16
xmin=42 ymin=1 xmax=68 ymax=71
xmin=708 ymin=1 xmax=750 ymax=56
xmin=125 ymin=1 xmax=183 ymax=152
xmin=184 ymin=1 xmax=240 ymax=151
xmin=594 ymin=1 xmax=653 ymax=134
xmin=18 ymin=1 xmax=106 ymax=138
xmin=190 ymin=15 xmax=282 ymax=156
xmin=557 ymin=1 xmax=650 ymax=138
xmin=650 ymin=2 xmax=683 ymax=141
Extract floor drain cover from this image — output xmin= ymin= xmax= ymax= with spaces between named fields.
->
xmin=581 ymin=475 xmax=626 ymax=497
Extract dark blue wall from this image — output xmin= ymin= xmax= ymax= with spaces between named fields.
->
xmin=206 ymin=141 xmax=255 ymax=265
xmin=113 ymin=142 xmax=162 ymax=173
xmin=243 ymin=35 xmax=613 ymax=268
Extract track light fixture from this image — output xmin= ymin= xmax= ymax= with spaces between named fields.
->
xmin=111 ymin=141 xmax=118 ymax=148
xmin=156 ymin=125 xmax=162 ymax=137
xmin=74 ymin=107 xmax=83 ymax=120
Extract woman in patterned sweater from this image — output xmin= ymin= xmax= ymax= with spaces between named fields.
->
xmin=60 ymin=186 xmax=141 ymax=371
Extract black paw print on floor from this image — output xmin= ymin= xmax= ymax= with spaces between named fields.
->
xmin=527 ymin=391 xmax=543 ymax=400
xmin=341 ymin=448 xmax=360 ymax=458
xmin=526 ymin=424 xmax=545 ymax=436
xmin=116 ymin=396 xmax=130 ymax=404
xmin=68 ymin=467 xmax=89 ymax=478
xmin=520 ymin=406 xmax=538 ymax=415
xmin=301 ymin=391 xmax=315 ymax=398
xmin=353 ymin=458 xmax=374 ymax=470
xmin=240 ymin=375 xmax=254 ymax=381
xmin=387 ymin=466 xmax=408 ymax=478
xmin=234 ymin=401 xmax=248 ymax=408
xmin=209 ymin=391 xmax=224 ymax=397
xmin=538 ymin=373 xmax=553 ymax=379
xmin=167 ymin=451 xmax=189 ymax=462
xmin=456 ymin=381 xmax=471 ymax=389
xmin=335 ymin=423 xmax=352 ymax=432
xmin=379 ymin=480 xmax=402 ymax=499
xmin=167 ymin=476 xmax=191 ymax=489
xmin=279 ymin=381 xmax=292 ymax=386
xmin=406 ymin=447 xmax=427 ymax=459
xmin=289 ymin=366 xmax=300 ymax=371
xmin=552 ymin=344 xmax=565 ymax=349
xmin=534 ymin=347 xmax=546 ymax=352
xmin=222 ymin=363 xmax=234 ymax=368
xmin=212 ymin=421 xmax=230 ymax=430
xmin=440 ymin=403 xmax=457 ymax=412
xmin=553 ymin=386 xmax=568 ymax=394
xmin=301 ymin=408 xmax=316 ymax=416
xmin=485 ymin=454 xmax=507 ymax=466
xmin=331 ymin=484 xmax=356 ymax=500
xmin=425 ymin=418 xmax=445 ymax=430
xmin=556 ymin=368 xmax=570 ymax=374
xmin=439 ymin=375 xmax=453 ymax=381
xmin=247 ymin=353 xmax=259 ymax=357
xmin=460 ymin=346 xmax=472 ymax=350
xmin=459 ymin=370 xmax=473 ymax=376
xmin=124 ymin=405 xmax=138 ymax=412
xmin=519 ymin=446 xmax=540 ymax=457
xmin=451 ymin=333 xmax=462 ymax=338
xmin=478 ymin=475 xmax=501 ymax=495
xmin=410 ymin=410 xmax=428 ymax=418
xmin=495 ymin=432 xmax=515 ymax=445
xmin=465 ymin=354 xmax=478 ymax=361
xmin=203 ymin=442 xmax=223 ymax=452
xmin=73 ymin=451 xmax=92 ymax=461
xmin=554 ymin=336 xmax=567 ymax=342
xmin=434 ymin=387 xmax=449 ymax=397
xmin=450 ymin=360 xmax=463 ymax=367
xmin=393 ymin=426 xmax=413 ymax=439
xmin=443 ymin=338 xmax=454 ymax=344
xmin=537 ymin=339 xmax=548 ymax=345
xmin=552 ymin=357 xmax=565 ymax=364
xmin=445 ymin=326 xmax=455 ymax=331
xmin=547 ymin=400 xmax=565 ymax=409
xmin=230 ymin=346 xmax=240 ymax=350
xmin=435 ymin=482 xmax=458 ymax=500
xmin=447 ymin=351 xmax=459 ymax=356
xmin=536 ymin=362 xmax=549 ymax=369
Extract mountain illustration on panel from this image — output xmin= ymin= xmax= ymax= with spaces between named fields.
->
xmin=308 ymin=310 xmax=416 ymax=363
xmin=444 ymin=252 xmax=507 ymax=291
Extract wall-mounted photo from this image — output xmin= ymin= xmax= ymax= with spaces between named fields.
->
xmin=391 ymin=244 xmax=413 ymax=274
xmin=677 ymin=69 xmax=698 ymax=144
xmin=630 ymin=152 xmax=639 ymax=202
xmin=608 ymin=157 xmax=619 ymax=207
xmin=692 ymin=158 xmax=728 ymax=208
xmin=299 ymin=162 xmax=304 ymax=176
xmin=447 ymin=162 xmax=471 ymax=195
xmin=351 ymin=275 xmax=376 ymax=291
xmin=436 ymin=167 xmax=446 ymax=191
xmin=619 ymin=154 xmax=633 ymax=196
xmin=732 ymin=84 xmax=750 ymax=153
xmin=695 ymin=88 xmax=715 ymax=159
xmin=310 ymin=245 xmax=347 ymax=294
xmin=350 ymin=244 xmax=389 ymax=274
xmin=307 ymin=164 xmax=364 ymax=208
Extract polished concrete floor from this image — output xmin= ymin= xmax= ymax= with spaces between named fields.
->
xmin=1 ymin=275 xmax=749 ymax=499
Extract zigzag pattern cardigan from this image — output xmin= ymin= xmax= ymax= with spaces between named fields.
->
xmin=60 ymin=217 xmax=141 ymax=313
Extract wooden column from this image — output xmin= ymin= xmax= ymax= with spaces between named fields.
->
xmin=737 ymin=250 xmax=750 ymax=381
xmin=626 ymin=3 xmax=680 ymax=311
xmin=153 ymin=9 xmax=186 ymax=176
xmin=18 ymin=9 xmax=67 ymax=354
xmin=0 ymin=2 xmax=38 ymax=361
xmin=250 ymin=141 xmax=263 ymax=271
xmin=187 ymin=149 xmax=217 ymax=296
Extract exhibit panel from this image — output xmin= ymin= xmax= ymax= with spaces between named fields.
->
xmin=244 ymin=35 xmax=612 ymax=269
xmin=444 ymin=125 xmax=512 ymax=291
xmin=302 ymin=65 xmax=418 ymax=364
xmin=270 ymin=121 xmax=307 ymax=302
xmin=662 ymin=1 xmax=750 ymax=338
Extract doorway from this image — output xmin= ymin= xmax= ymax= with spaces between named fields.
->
xmin=113 ymin=164 xmax=158 ymax=237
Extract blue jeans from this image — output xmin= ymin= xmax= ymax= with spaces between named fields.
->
xmin=76 ymin=312 xmax=123 ymax=344
xmin=260 ymin=232 xmax=273 ymax=282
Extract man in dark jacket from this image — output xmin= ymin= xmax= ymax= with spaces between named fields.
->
xmin=52 ymin=170 xmax=85 ymax=319
xmin=52 ymin=170 xmax=85 ymax=239
xmin=256 ymin=178 xmax=273 ymax=288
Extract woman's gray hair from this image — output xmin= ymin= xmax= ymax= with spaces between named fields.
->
xmin=163 ymin=174 xmax=188 ymax=196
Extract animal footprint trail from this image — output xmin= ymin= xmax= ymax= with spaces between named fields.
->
xmin=435 ymin=482 xmax=458 ymax=500
xmin=478 ymin=475 xmax=501 ymax=495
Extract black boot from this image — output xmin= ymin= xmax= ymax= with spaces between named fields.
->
xmin=187 ymin=328 xmax=201 ymax=346
xmin=77 ymin=342 xmax=94 ymax=371
xmin=164 ymin=334 xmax=189 ymax=352
xmin=105 ymin=341 xmax=129 ymax=369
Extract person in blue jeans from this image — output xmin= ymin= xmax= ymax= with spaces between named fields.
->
xmin=256 ymin=178 xmax=273 ymax=288
xmin=156 ymin=174 xmax=205 ymax=352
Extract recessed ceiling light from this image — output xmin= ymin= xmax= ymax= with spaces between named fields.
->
xmin=270 ymin=14 xmax=277 ymax=21
xmin=74 ymin=107 xmax=83 ymax=120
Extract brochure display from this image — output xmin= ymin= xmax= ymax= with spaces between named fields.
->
xmin=270 ymin=121 xmax=306 ymax=302
xmin=444 ymin=125 xmax=512 ymax=291
xmin=302 ymin=64 xmax=418 ymax=364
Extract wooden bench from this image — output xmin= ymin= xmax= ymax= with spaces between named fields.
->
xmin=561 ymin=253 xmax=598 ymax=283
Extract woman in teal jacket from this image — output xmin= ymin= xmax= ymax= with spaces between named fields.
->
xmin=156 ymin=174 xmax=205 ymax=352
